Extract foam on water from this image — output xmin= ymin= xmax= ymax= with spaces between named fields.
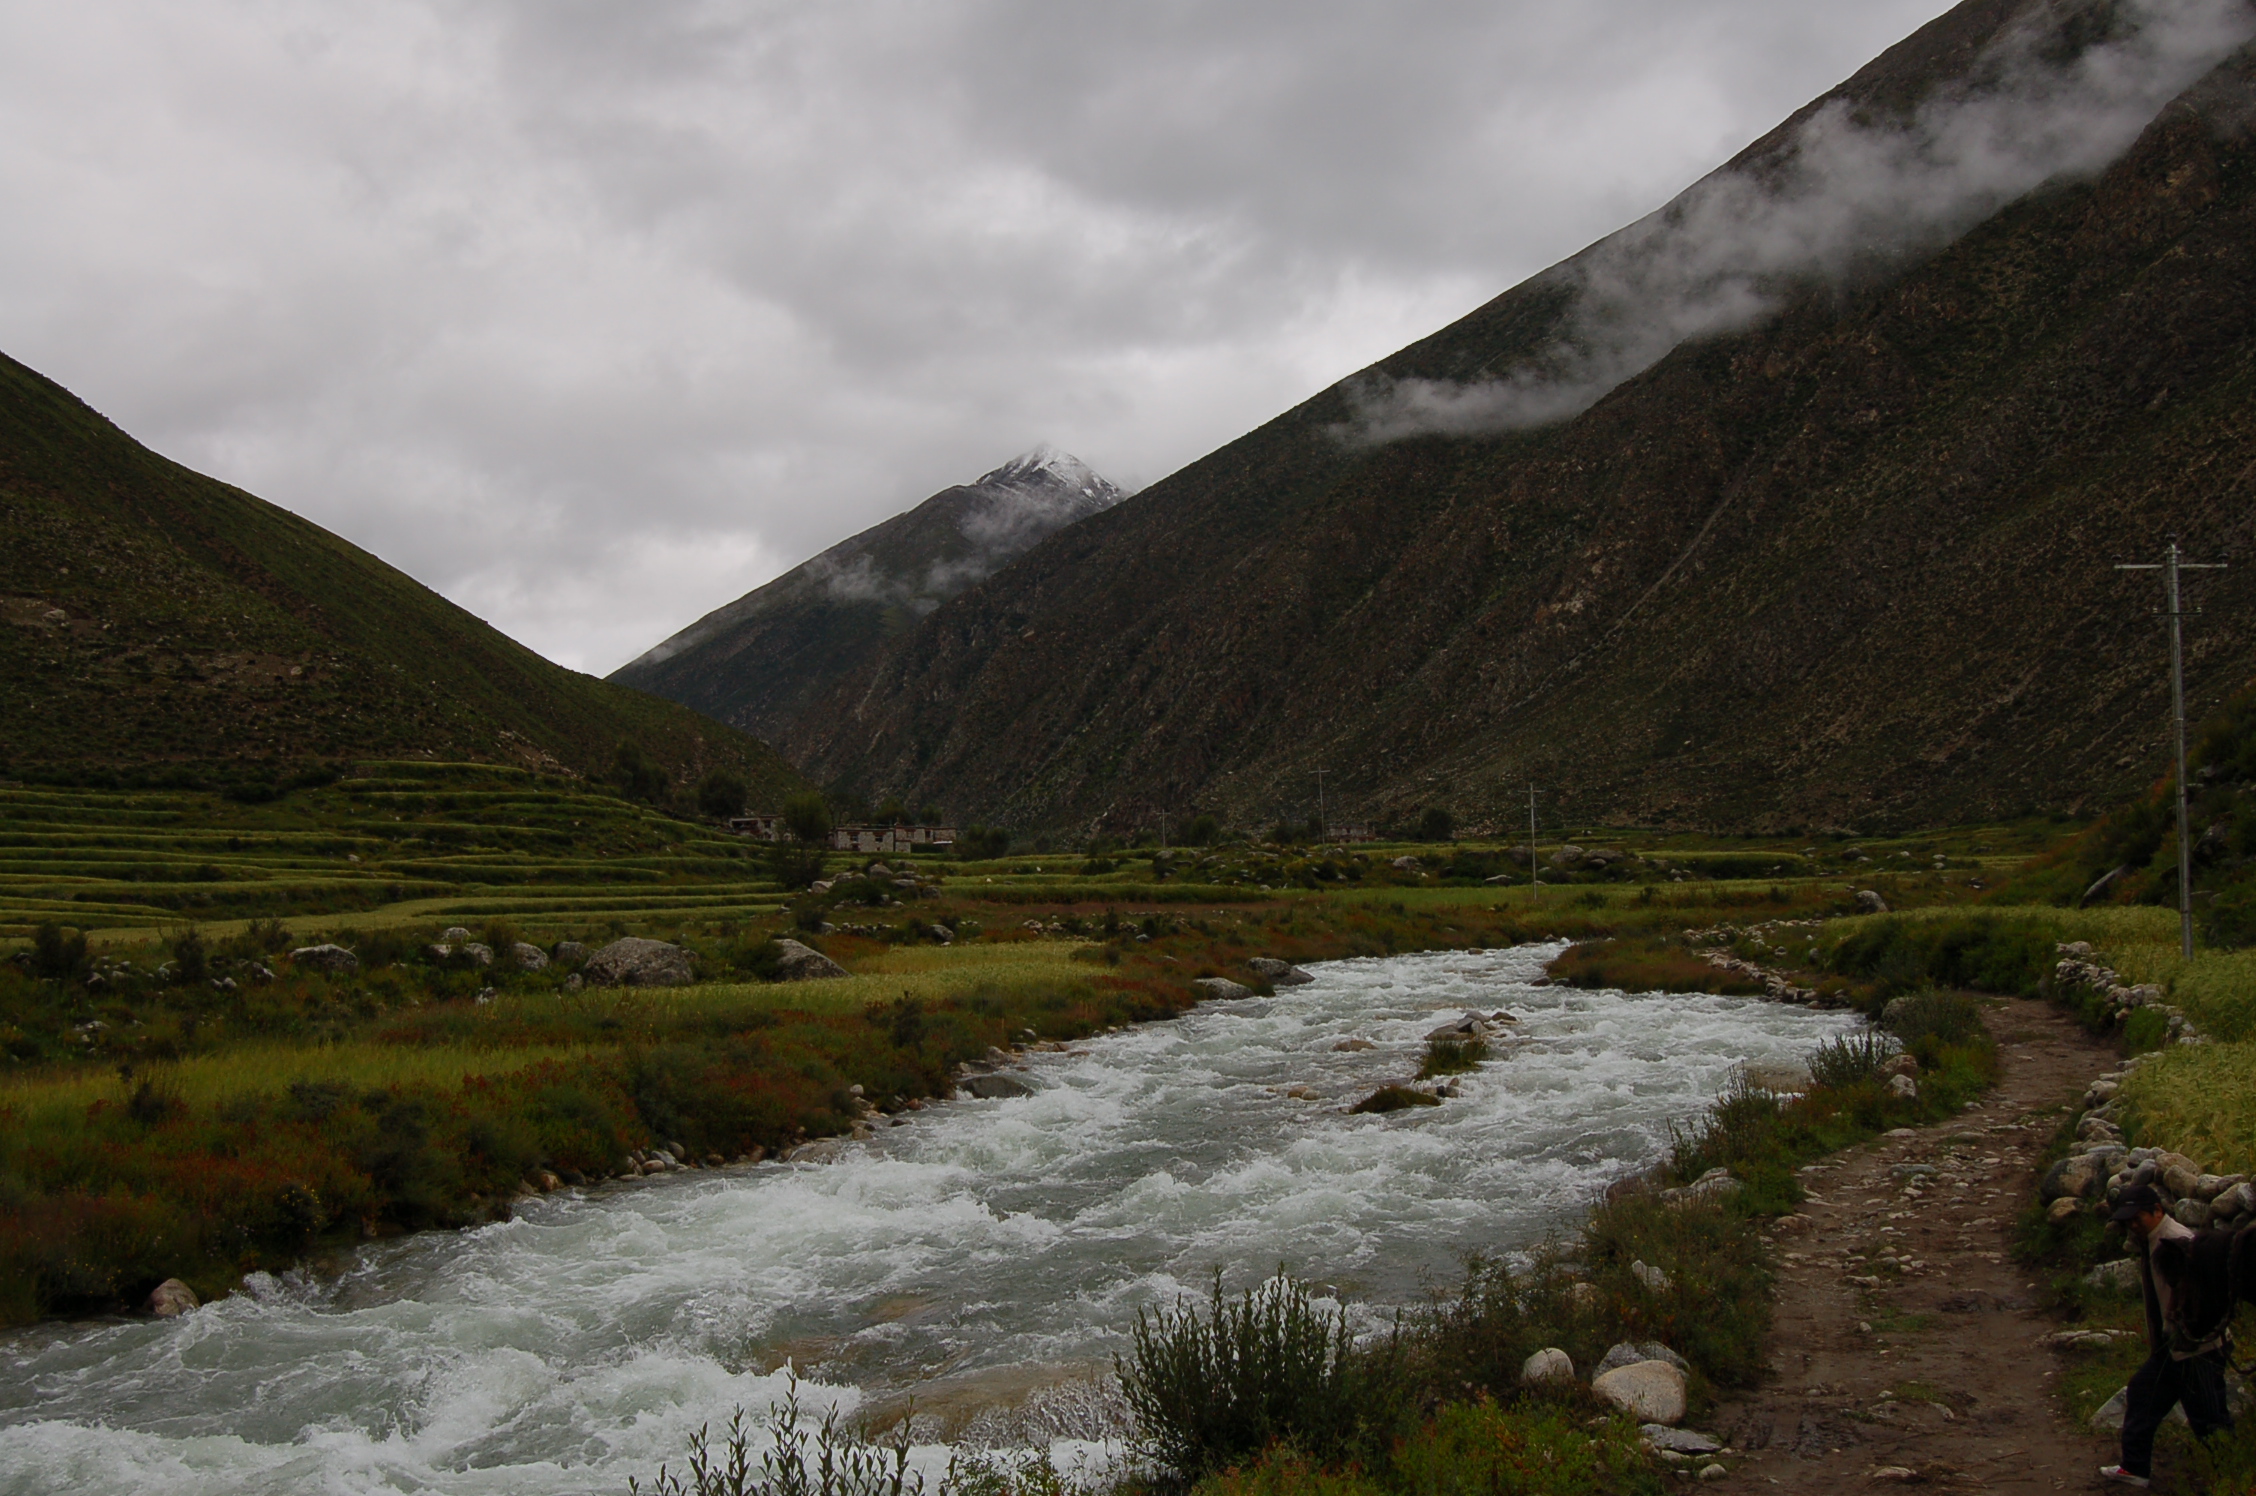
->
xmin=0 ymin=945 xmax=1857 ymax=1494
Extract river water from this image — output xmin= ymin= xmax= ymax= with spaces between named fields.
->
xmin=0 ymin=944 xmax=1858 ymax=1494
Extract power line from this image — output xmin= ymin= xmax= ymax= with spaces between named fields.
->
xmin=2116 ymin=537 xmax=2227 ymax=959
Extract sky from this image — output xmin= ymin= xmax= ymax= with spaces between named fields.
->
xmin=0 ymin=0 xmax=1960 ymax=674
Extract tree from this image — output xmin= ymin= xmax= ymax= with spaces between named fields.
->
xmin=1419 ymin=807 xmax=1456 ymax=842
xmin=957 ymin=825 xmax=1010 ymax=860
xmin=697 ymin=767 xmax=749 ymax=820
xmin=783 ymin=791 xmax=834 ymax=845
xmin=1185 ymin=814 xmax=1220 ymax=847
xmin=875 ymin=796 xmax=909 ymax=823
xmin=611 ymin=741 xmax=670 ymax=804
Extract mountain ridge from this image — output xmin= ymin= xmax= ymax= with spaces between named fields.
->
xmin=782 ymin=0 xmax=2256 ymax=836
xmin=610 ymin=445 xmax=1125 ymax=744
xmin=0 ymin=351 xmax=805 ymax=803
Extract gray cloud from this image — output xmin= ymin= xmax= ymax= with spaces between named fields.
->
xmin=0 ymin=0 xmax=1960 ymax=671
xmin=1341 ymin=0 xmax=2256 ymax=444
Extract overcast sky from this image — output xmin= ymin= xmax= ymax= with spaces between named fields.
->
xmin=0 ymin=0 xmax=1956 ymax=673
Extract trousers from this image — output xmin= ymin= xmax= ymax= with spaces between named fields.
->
xmin=2120 ymin=1346 xmax=2234 ymax=1478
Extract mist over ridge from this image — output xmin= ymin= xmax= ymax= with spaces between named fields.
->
xmin=1340 ymin=0 xmax=2256 ymax=443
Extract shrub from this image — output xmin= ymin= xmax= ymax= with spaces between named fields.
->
xmin=627 ymin=1376 xmax=915 ymax=1496
xmin=612 ymin=742 xmax=671 ymax=805
xmin=956 ymin=825 xmax=1010 ymax=860
xmin=1807 ymin=1030 xmax=1893 ymax=1090
xmin=1879 ymin=988 xmax=1984 ymax=1058
xmin=30 ymin=922 xmax=88 ymax=982
xmin=1118 ymin=1272 xmax=1375 ymax=1487
xmin=1418 ymin=808 xmax=1455 ymax=842
xmin=1185 ymin=814 xmax=1221 ymax=848
xmin=170 ymin=927 xmax=209 ymax=986
xmin=1825 ymin=915 xmax=2054 ymax=999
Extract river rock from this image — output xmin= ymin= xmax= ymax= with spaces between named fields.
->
xmin=1522 ymin=1347 xmax=1575 ymax=1382
xmin=2085 ymin=1258 xmax=2142 ymax=1293
xmin=2091 ymin=1385 xmax=2187 ymax=1432
xmin=1246 ymin=957 xmax=1315 ymax=986
xmin=1593 ymin=1361 xmax=1687 ymax=1425
xmin=510 ymin=942 xmax=549 ymax=972
xmin=1658 ymin=1167 xmax=1740 ymax=1208
xmin=552 ymin=940 xmax=591 ymax=966
xmin=961 ymin=1073 xmax=1035 ymax=1099
xmin=585 ymin=937 xmax=699 ymax=987
xmin=1643 ymin=1426 xmax=1721 ymax=1455
xmin=1887 ymin=1073 xmax=1919 ymax=1100
xmin=772 ymin=938 xmax=848 ymax=981
xmin=146 ymin=1278 xmax=199 ymax=1317
xmin=1597 ymin=1341 xmax=1691 ymax=1377
xmin=1854 ymin=890 xmax=1889 ymax=914
xmin=2042 ymin=1155 xmax=2106 ymax=1202
xmin=1425 ymin=1011 xmax=1494 ymax=1042
xmin=1193 ymin=976 xmax=1253 ymax=1001
xmin=288 ymin=944 xmax=359 ymax=975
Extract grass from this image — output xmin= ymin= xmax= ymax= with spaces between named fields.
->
xmin=2115 ymin=1040 xmax=2256 ymax=1175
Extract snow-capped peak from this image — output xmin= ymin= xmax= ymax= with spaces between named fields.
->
xmin=977 ymin=445 xmax=1120 ymax=501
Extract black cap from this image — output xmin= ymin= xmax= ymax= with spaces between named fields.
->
xmin=2110 ymin=1183 xmax=2164 ymax=1224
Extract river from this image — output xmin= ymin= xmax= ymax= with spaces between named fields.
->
xmin=0 ymin=943 xmax=1858 ymax=1494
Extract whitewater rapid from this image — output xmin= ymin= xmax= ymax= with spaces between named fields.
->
xmin=0 ymin=944 xmax=1859 ymax=1494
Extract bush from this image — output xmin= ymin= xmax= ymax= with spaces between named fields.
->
xmin=1807 ymin=1030 xmax=1893 ymax=1090
xmin=1418 ymin=808 xmax=1455 ymax=842
xmin=30 ymin=922 xmax=88 ymax=982
xmin=1826 ymin=915 xmax=2054 ymax=999
xmin=956 ymin=825 xmax=1010 ymax=860
xmin=1118 ymin=1272 xmax=1377 ymax=1487
xmin=1185 ymin=815 xmax=1221 ymax=848
xmin=1879 ymin=988 xmax=1984 ymax=1059
xmin=627 ymin=1376 xmax=915 ymax=1496
xmin=170 ymin=928 xmax=208 ymax=986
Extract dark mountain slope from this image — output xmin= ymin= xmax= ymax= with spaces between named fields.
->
xmin=794 ymin=4 xmax=2256 ymax=835
xmin=0 ymin=352 xmax=804 ymax=801
xmin=610 ymin=447 xmax=1121 ymax=744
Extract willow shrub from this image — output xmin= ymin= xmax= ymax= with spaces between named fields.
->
xmin=1117 ymin=1272 xmax=1386 ymax=1489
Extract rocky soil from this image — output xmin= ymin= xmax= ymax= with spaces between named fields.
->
xmin=1709 ymin=994 xmax=2122 ymax=1491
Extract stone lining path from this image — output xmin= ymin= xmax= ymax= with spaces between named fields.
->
xmin=1709 ymin=994 xmax=2122 ymax=1491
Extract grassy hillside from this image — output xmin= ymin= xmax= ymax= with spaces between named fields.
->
xmin=0 ymin=350 xmax=806 ymax=804
xmin=788 ymin=8 xmax=2256 ymax=838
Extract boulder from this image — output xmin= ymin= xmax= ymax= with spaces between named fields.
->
xmin=552 ymin=940 xmax=591 ymax=966
xmin=458 ymin=942 xmax=495 ymax=969
xmin=1631 ymin=1260 xmax=1673 ymax=1294
xmin=584 ymin=937 xmax=699 ymax=987
xmin=2165 ymin=1164 xmax=2204 ymax=1199
xmin=1193 ymin=976 xmax=1254 ymax=1001
xmin=441 ymin=927 xmax=474 ymax=944
xmin=288 ymin=944 xmax=359 ymax=975
xmin=1854 ymin=890 xmax=1889 ymax=915
xmin=1887 ymin=1074 xmax=1919 ymax=1100
xmin=2195 ymin=1173 xmax=2247 ymax=1202
xmin=2047 ymin=1196 xmax=2085 ymax=1223
xmin=1332 ymin=1038 xmax=1375 ymax=1051
xmin=2084 ymin=1258 xmax=2142 ymax=1294
xmin=146 ymin=1278 xmax=199 ymax=1317
xmin=772 ymin=939 xmax=847 ymax=981
xmin=1658 ymin=1168 xmax=1741 ymax=1208
xmin=1521 ymin=1347 xmax=1575 ymax=1382
xmin=961 ymin=1073 xmax=1035 ymax=1099
xmin=1390 ymin=856 xmax=1421 ymax=872
xmin=1592 ymin=1361 xmax=1688 ymax=1425
xmin=1643 ymin=1426 xmax=1722 ymax=1456
xmin=2172 ymin=1198 xmax=2215 ymax=1229
xmin=2215 ymin=1181 xmax=2256 ymax=1219
xmin=1597 ymin=1341 xmax=1692 ymax=1377
xmin=1879 ymin=1051 xmax=1919 ymax=1078
xmin=2041 ymin=1155 xmax=2106 ymax=1202
xmin=1425 ymin=1011 xmax=1494 ymax=1042
xmin=562 ymin=973 xmax=583 ymax=993
xmin=1246 ymin=957 xmax=1315 ymax=986
xmin=510 ymin=942 xmax=549 ymax=972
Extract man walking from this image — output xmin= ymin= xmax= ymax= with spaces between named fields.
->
xmin=2099 ymin=1183 xmax=2236 ymax=1487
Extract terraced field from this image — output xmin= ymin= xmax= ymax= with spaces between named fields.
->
xmin=0 ymin=759 xmax=801 ymax=940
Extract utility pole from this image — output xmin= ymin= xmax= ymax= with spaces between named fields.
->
xmin=1528 ymin=783 xmax=1541 ymax=902
xmin=1313 ymin=769 xmax=1328 ymax=838
xmin=1156 ymin=810 xmax=1170 ymax=852
xmin=2116 ymin=537 xmax=2226 ymax=959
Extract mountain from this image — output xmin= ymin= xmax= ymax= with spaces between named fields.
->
xmin=790 ymin=0 xmax=2256 ymax=836
xmin=609 ymin=446 xmax=1124 ymax=744
xmin=0 ymin=351 xmax=805 ymax=802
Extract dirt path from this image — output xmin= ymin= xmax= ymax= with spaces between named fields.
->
xmin=1709 ymin=994 xmax=2121 ymax=1492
